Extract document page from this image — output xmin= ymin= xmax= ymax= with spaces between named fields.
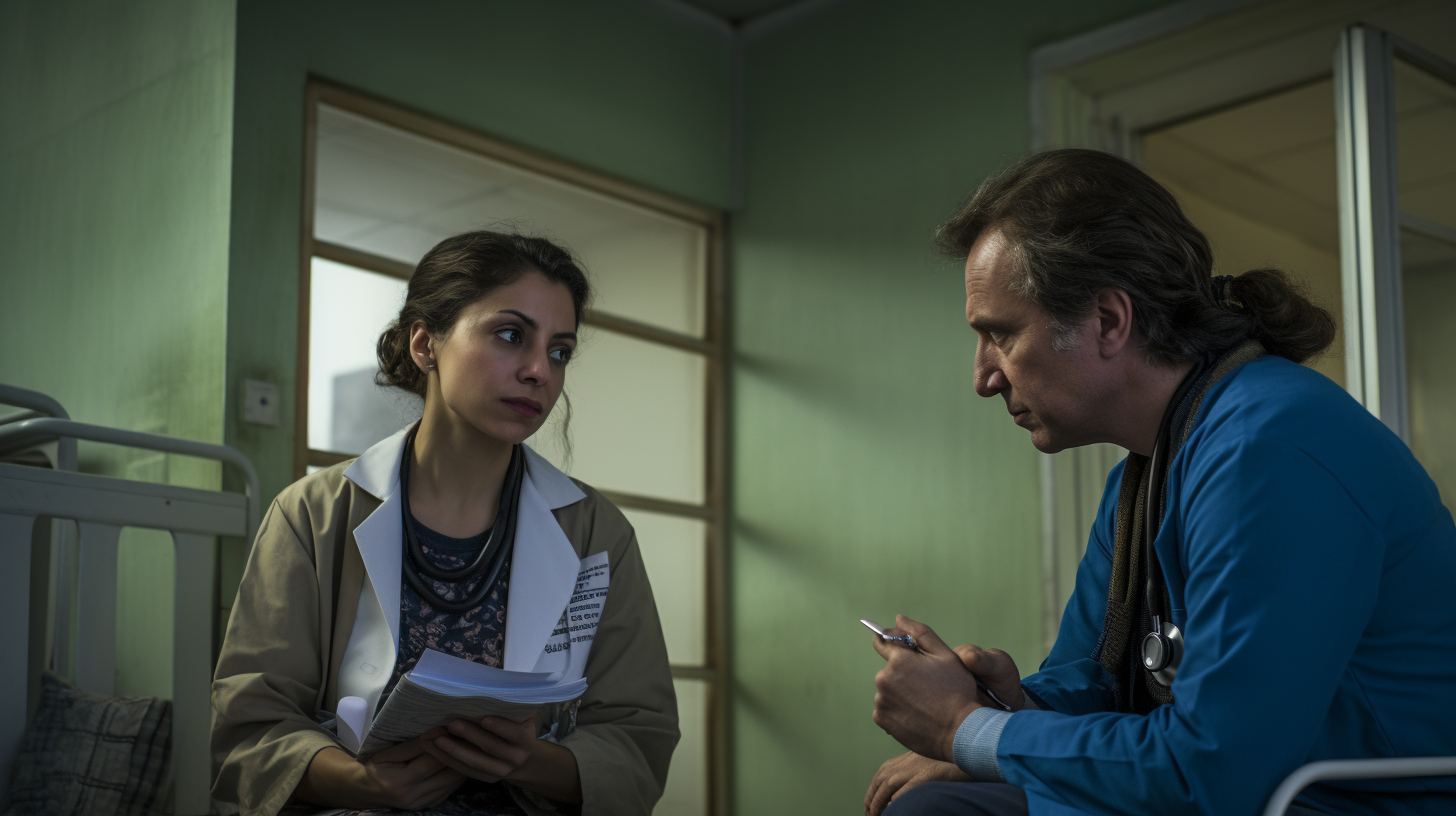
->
xmin=358 ymin=678 xmax=544 ymax=758
xmin=356 ymin=649 xmax=589 ymax=758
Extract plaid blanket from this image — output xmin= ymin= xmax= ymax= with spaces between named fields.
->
xmin=3 ymin=671 xmax=171 ymax=816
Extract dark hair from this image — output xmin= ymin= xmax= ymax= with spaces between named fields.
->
xmin=376 ymin=230 xmax=592 ymax=396
xmin=937 ymin=148 xmax=1335 ymax=365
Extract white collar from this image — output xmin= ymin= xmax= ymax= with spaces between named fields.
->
xmin=343 ymin=423 xmax=586 ymax=510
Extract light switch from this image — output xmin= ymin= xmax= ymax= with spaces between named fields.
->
xmin=243 ymin=380 xmax=280 ymax=426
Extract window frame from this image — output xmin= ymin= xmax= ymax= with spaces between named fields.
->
xmin=296 ymin=78 xmax=731 ymax=816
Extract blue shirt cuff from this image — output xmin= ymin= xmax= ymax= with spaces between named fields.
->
xmin=951 ymin=707 xmax=1011 ymax=782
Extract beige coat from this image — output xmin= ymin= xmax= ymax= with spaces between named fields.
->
xmin=211 ymin=431 xmax=678 ymax=816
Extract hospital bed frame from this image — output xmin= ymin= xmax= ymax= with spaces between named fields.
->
xmin=0 ymin=383 xmax=258 ymax=815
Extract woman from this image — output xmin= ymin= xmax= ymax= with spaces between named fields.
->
xmin=212 ymin=231 xmax=678 ymax=816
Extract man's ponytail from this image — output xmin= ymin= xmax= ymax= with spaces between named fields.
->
xmin=1223 ymin=269 xmax=1337 ymax=364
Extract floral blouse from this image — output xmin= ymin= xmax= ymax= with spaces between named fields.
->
xmin=335 ymin=518 xmax=524 ymax=816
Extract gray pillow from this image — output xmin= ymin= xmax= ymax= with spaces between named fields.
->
xmin=3 ymin=671 xmax=172 ymax=816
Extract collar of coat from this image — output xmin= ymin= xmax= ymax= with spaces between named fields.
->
xmin=336 ymin=422 xmax=590 ymax=678
xmin=343 ymin=423 xmax=587 ymax=510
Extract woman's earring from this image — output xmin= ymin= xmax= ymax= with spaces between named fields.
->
xmin=426 ymin=358 xmax=437 ymax=371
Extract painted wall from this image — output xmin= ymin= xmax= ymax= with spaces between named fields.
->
xmin=730 ymin=1 xmax=1171 ymax=812
xmin=220 ymin=0 xmax=734 ymax=613
xmin=0 ymin=0 xmax=237 ymax=698
xmin=0 ymin=0 xmax=1207 ymax=808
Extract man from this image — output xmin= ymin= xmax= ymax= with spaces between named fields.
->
xmin=866 ymin=149 xmax=1456 ymax=816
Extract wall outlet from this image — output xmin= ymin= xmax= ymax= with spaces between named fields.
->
xmin=242 ymin=380 xmax=280 ymax=426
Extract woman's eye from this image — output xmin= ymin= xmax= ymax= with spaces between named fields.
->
xmin=550 ymin=347 xmax=573 ymax=363
xmin=495 ymin=328 xmax=522 ymax=344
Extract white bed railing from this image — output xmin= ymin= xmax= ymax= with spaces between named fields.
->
xmin=0 ymin=383 xmax=259 ymax=815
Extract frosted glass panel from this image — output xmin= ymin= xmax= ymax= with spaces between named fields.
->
xmin=526 ymin=329 xmax=705 ymax=504
xmin=308 ymin=258 xmax=418 ymax=454
xmin=656 ymin=679 xmax=707 ymax=816
xmin=315 ymin=105 xmax=707 ymax=336
xmin=1402 ymin=229 xmax=1456 ymax=510
xmin=1394 ymin=59 xmax=1456 ymax=232
xmin=623 ymin=509 xmax=706 ymax=666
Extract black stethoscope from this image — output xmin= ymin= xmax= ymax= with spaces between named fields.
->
xmin=1139 ymin=358 xmax=1209 ymax=687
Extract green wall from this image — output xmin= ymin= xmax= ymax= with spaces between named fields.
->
xmin=0 ymin=0 xmax=1197 ymax=809
xmin=0 ymin=0 xmax=237 ymax=698
xmin=219 ymin=0 xmax=734 ymax=612
xmin=730 ymin=1 xmax=1169 ymax=812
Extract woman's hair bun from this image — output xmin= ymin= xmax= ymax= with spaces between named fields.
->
xmin=374 ymin=230 xmax=592 ymax=398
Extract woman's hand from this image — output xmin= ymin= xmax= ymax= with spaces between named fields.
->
xmin=422 ymin=714 xmax=584 ymax=805
xmin=864 ymin=751 xmax=970 ymax=816
xmin=294 ymin=740 xmax=465 ymax=810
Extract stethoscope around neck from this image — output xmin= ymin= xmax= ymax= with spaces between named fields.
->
xmin=1138 ymin=359 xmax=1207 ymax=688
xmin=1140 ymin=432 xmax=1184 ymax=686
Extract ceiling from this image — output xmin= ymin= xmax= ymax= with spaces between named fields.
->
xmin=1144 ymin=78 xmax=1341 ymax=257
xmin=1144 ymin=60 xmax=1456 ymax=261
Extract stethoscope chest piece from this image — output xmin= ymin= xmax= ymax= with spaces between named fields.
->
xmin=1141 ymin=614 xmax=1183 ymax=687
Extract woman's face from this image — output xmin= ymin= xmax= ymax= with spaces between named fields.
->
xmin=417 ymin=270 xmax=579 ymax=445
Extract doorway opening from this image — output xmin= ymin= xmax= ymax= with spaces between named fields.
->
xmin=1031 ymin=0 xmax=1456 ymax=650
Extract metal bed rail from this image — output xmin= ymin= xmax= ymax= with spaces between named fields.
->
xmin=0 ymin=386 xmax=259 ymax=815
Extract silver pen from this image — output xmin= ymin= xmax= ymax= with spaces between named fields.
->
xmin=861 ymin=618 xmax=1015 ymax=712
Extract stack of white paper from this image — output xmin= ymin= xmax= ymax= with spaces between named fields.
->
xmin=347 ymin=649 xmax=589 ymax=758
xmin=407 ymin=648 xmax=589 ymax=702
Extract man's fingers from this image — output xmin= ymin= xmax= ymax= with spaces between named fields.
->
xmin=894 ymin=615 xmax=951 ymax=654
xmin=983 ymin=647 xmax=1017 ymax=673
xmin=866 ymin=756 xmax=912 ymax=816
xmin=954 ymin=644 xmax=1025 ymax=710
xmin=865 ymin=762 xmax=890 ymax=816
xmin=870 ymin=632 xmax=897 ymax=661
xmin=868 ymin=777 xmax=898 ymax=816
xmin=953 ymin=643 xmax=980 ymax=667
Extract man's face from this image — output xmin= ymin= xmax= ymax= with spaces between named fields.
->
xmin=965 ymin=231 xmax=1106 ymax=453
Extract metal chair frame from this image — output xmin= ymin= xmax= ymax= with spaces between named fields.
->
xmin=1262 ymin=757 xmax=1456 ymax=816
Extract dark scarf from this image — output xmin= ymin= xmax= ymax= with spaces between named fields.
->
xmin=1093 ymin=340 xmax=1266 ymax=713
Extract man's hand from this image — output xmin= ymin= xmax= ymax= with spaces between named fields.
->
xmin=872 ymin=615 xmax=983 ymax=762
xmin=864 ymin=752 xmax=969 ymax=816
xmin=953 ymin=644 xmax=1024 ymax=711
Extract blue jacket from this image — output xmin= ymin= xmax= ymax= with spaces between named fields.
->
xmin=1008 ymin=356 xmax=1456 ymax=816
